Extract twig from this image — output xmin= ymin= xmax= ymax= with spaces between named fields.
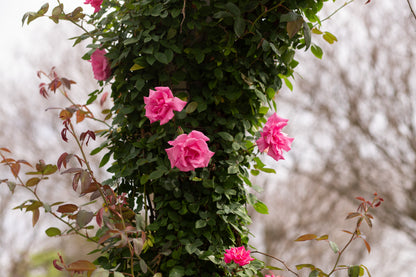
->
xmin=252 ymin=251 xmax=299 ymax=276
xmin=180 ymin=0 xmax=187 ymax=33
xmin=407 ymin=0 xmax=416 ymax=21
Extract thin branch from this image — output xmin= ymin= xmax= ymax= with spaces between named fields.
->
xmin=407 ymin=0 xmax=416 ymax=20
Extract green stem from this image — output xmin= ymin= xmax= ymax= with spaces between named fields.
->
xmin=314 ymin=0 xmax=355 ymax=27
xmin=252 ymin=251 xmax=299 ymax=277
xmin=250 ymin=1 xmax=286 ymax=32
xmin=327 ymin=232 xmax=356 ymax=276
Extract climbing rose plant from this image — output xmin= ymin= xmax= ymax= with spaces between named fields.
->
xmin=2 ymin=0 xmax=382 ymax=277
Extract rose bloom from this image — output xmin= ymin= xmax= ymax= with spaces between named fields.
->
xmin=165 ymin=130 xmax=214 ymax=172
xmin=144 ymin=87 xmax=187 ymax=125
xmin=224 ymin=246 xmax=254 ymax=266
xmin=256 ymin=113 xmax=294 ymax=161
xmin=90 ymin=49 xmax=111 ymax=81
xmin=84 ymin=0 xmax=103 ymax=13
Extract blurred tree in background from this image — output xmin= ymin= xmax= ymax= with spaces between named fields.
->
xmin=251 ymin=1 xmax=416 ymax=276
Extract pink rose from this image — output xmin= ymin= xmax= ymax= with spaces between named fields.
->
xmin=224 ymin=246 xmax=254 ymax=266
xmin=90 ymin=49 xmax=111 ymax=81
xmin=165 ymin=130 xmax=214 ymax=172
xmin=84 ymin=0 xmax=103 ymax=13
xmin=256 ymin=113 xmax=294 ymax=161
xmin=144 ymin=87 xmax=187 ymax=125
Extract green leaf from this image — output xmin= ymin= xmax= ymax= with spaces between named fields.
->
xmin=303 ymin=22 xmax=312 ymax=50
xmin=185 ymin=102 xmax=198 ymax=113
xmin=149 ymin=168 xmax=165 ymax=180
xmin=76 ymin=210 xmax=94 ymax=228
xmin=114 ymin=273 xmax=125 ymax=277
xmin=26 ymin=177 xmax=41 ymax=187
xmin=253 ymin=201 xmax=269 ymax=214
xmin=90 ymin=268 xmax=110 ymax=277
xmin=130 ymin=64 xmax=145 ymax=71
xmin=309 ymin=270 xmax=319 ymax=277
xmin=280 ymin=12 xmax=302 ymax=22
xmin=217 ymin=132 xmax=234 ymax=141
xmin=266 ymin=87 xmax=275 ymax=100
xmin=195 ymin=219 xmax=207 ymax=228
xmin=323 ymin=31 xmax=338 ymax=44
xmin=169 ymin=266 xmax=185 ymax=277
xmin=329 ymin=240 xmax=339 ymax=253
xmin=234 ymin=17 xmax=245 ymax=37
xmin=311 ymin=44 xmax=323 ymax=59
xmin=45 ymin=227 xmax=61 ymax=237
xmin=348 ymin=265 xmax=361 ymax=277
xmin=225 ymin=2 xmax=241 ymax=17
xmin=99 ymin=152 xmax=111 ymax=167
xmin=155 ymin=52 xmax=168 ymax=64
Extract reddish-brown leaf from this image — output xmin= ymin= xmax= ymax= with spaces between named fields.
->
xmin=0 ymin=147 xmax=11 ymax=153
xmin=72 ymin=172 xmax=80 ymax=191
xmin=57 ymin=152 xmax=69 ymax=170
xmin=32 ymin=208 xmax=40 ymax=227
xmin=57 ymin=204 xmax=78 ymax=214
xmin=76 ymin=110 xmax=86 ymax=123
xmin=356 ymin=196 xmax=366 ymax=202
xmin=48 ymin=78 xmax=62 ymax=92
xmin=295 ymin=234 xmax=318 ymax=242
xmin=363 ymin=238 xmax=371 ymax=253
xmin=60 ymin=77 xmax=76 ymax=89
xmin=100 ymin=92 xmax=109 ymax=106
xmin=11 ymin=163 xmax=21 ymax=177
xmin=346 ymin=212 xmax=361 ymax=220
xmin=1 ymin=158 xmax=15 ymax=163
xmin=96 ymin=207 xmax=104 ymax=227
xmin=17 ymin=160 xmax=32 ymax=167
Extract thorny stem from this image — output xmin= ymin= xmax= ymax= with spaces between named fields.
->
xmin=252 ymin=251 xmax=299 ymax=277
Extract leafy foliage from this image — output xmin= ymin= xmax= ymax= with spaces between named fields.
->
xmin=7 ymin=0 xmax=382 ymax=277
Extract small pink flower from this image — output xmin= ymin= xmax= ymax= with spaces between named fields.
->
xmin=84 ymin=0 xmax=103 ymax=13
xmin=144 ymin=87 xmax=187 ymax=125
xmin=165 ymin=130 xmax=214 ymax=172
xmin=224 ymin=246 xmax=254 ymax=266
xmin=90 ymin=49 xmax=111 ymax=81
xmin=256 ymin=113 xmax=294 ymax=161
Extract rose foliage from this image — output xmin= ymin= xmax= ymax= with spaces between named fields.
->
xmin=5 ymin=0 xmax=383 ymax=277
